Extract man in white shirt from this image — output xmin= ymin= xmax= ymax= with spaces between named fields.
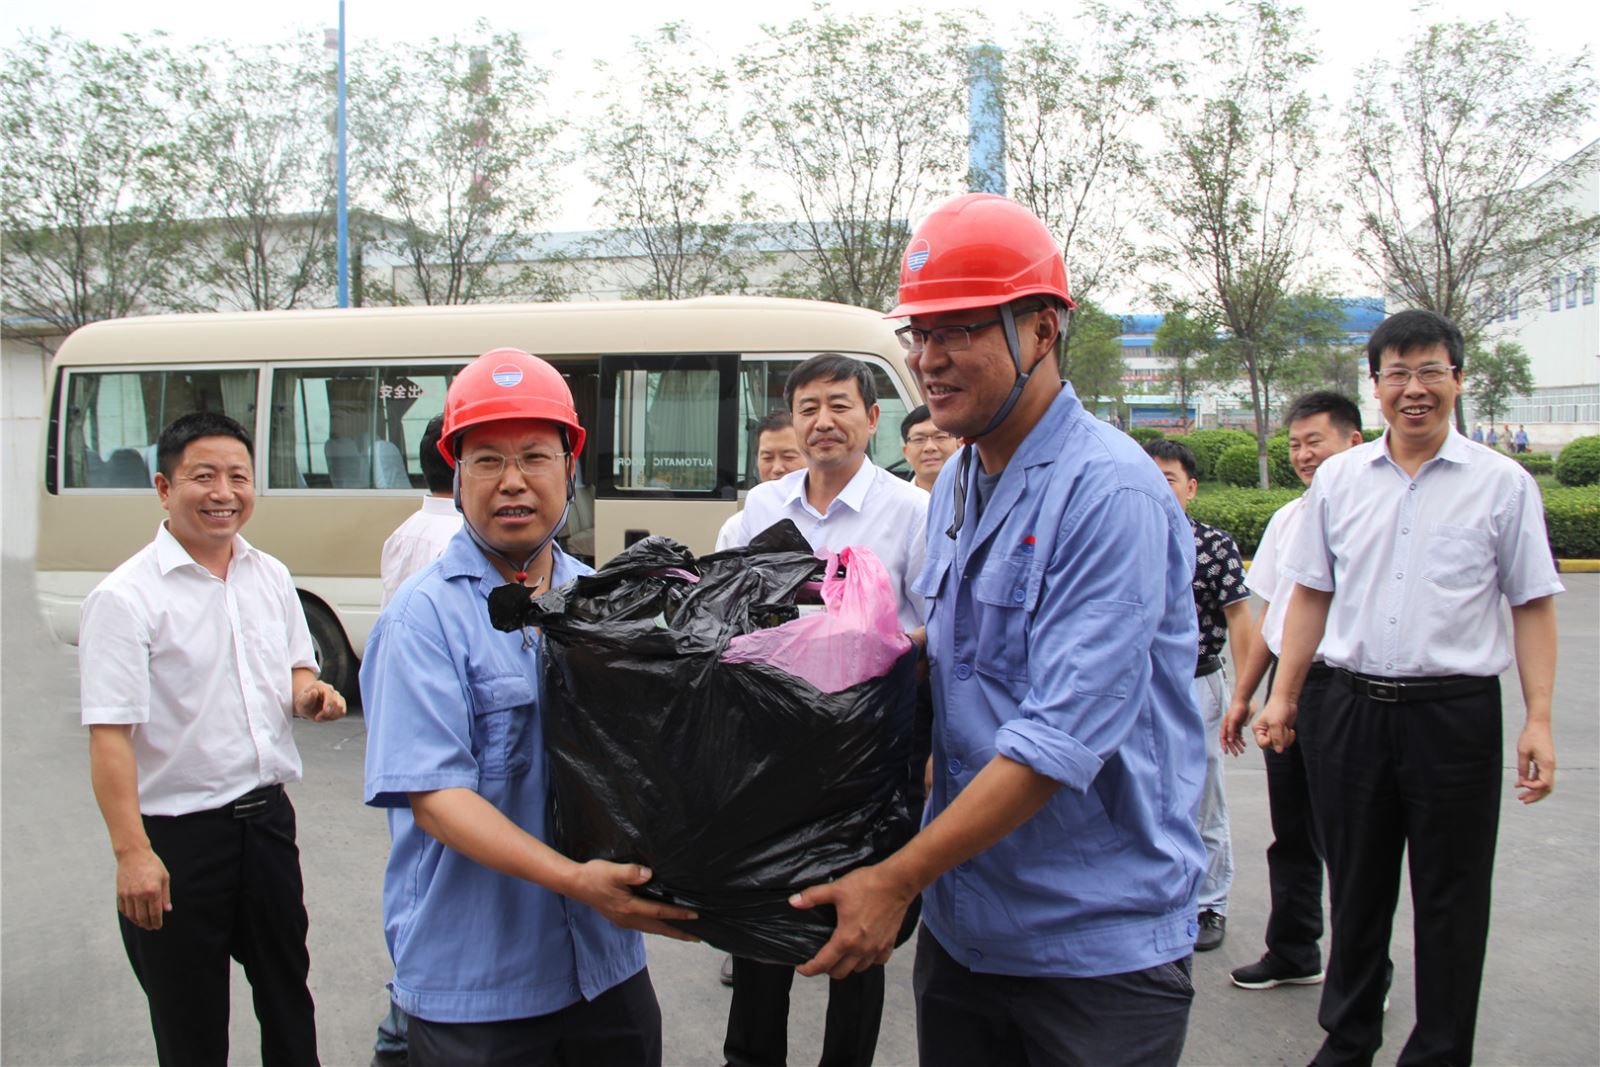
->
xmin=380 ymin=415 xmax=463 ymax=611
xmin=1260 ymin=310 xmax=1563 ymax=1067
xmin=81 ymin=411 xmax=347 ymax=1067
xmin=899 ymin=404 xmax=959 ymax=493
xmin=720 ymin=353 xmax=928 ymax=1067
xmin=713 ymin=410 xmax=806 ymax=553
xmin=1221 ymin=391 xmax=1364 ymax=992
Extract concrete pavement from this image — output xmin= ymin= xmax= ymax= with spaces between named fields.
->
xmin=3 ymin=557 xmax=1596 ymax=1066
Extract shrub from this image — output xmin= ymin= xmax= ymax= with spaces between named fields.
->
xmin=1178 ymin=428 xmax=1256 ymax=479
xmin=1554 ymin=435 xmax=1600 ymax=486
xmin=1510 ymin=452 xmax=1554 ymax=476
xmin=1543 ymin=486 xmax=1600 ymax=557
xmin=1128 ymin=426 xmax=1166 ymax=445
xmin=1188 ymin=487 xmax=1304 ymax=555
xmin=1265 ymin=435 xmax=1299 ymax=488
xmin=1214 ymin=443 xmax=1263 ymax=486
xmin=1362 ymin=428 xmax=1383 ymax=442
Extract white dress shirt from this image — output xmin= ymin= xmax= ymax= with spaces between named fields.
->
xmin=380 ymin=494 xmax=464 ymax=609
xmin=727 ymin=460 xmax=930 ymax=630
xmin=79 ymin=524 xmax=318 ymax=816
xmin=1245 ymin=496 xmax=1322 ymax=661
xmin=714 ymin=509 xmax=743 ymax=553
xmin=1280 ymin=431 xmax=1563 ymax=678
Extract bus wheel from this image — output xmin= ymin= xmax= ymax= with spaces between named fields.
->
xmin=301 ymin=597 xmax=358 ymax=707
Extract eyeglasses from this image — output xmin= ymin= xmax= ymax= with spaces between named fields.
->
xmin=1376 ymin=363 xmax=1455 ymax=388
xmin=460 ymin=450 xmax=568 ymax=480
xmin=906 ymin=431 xmax=956 ymax=448
xmin=895 ymin=315 xmax=1007 ymax=353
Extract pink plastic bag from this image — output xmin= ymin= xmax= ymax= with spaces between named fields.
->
xmin=720 ymin=545 xmax=913 ymax=694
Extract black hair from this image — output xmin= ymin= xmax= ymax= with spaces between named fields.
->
xmin=753 ymin=409 xmax=794 ymax=439
xmin=782 ymin=353 xmax=877 ymax=411
xmin=156 ymin=411 xmax=254 ymax=481
xmin=419 ymin=414 xmax=452 ymax=495
xmin=1365 ymin=308 xmax=1464 ymax=377
xmin=900 ymin=404 xmax=934 ymax=442
xmin=1143 ymin=438 xmax=1198 ymax=483
xmin=1284 ymin=390 xmax=1362 ymax=436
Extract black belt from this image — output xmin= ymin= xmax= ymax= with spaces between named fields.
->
xmin=222 ymin=784 xmax=283 ymax=819
xmin=1195 ymin=655 xmax=1222 ymax=678
xmin=1333 ymin=669 xmax=1496 ymax=704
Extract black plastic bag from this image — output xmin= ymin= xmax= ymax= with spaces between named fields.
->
xmin=518 ymin=522 xmax=918 ymax=964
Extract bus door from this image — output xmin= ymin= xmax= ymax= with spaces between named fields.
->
xmin=594 ymin=352 xmax=740 ymax=564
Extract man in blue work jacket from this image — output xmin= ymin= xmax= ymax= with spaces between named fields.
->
xmin=789 ymin=194 xmax=1206 ymax=1066
xmin=361 ymin=348 xmax=695 ymax=1067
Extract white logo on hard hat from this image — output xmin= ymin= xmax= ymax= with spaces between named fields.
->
xmin=908 ymin=239 xmax=931 ymax=272
xmin=491 ymin=365 xmax=523 ymax=388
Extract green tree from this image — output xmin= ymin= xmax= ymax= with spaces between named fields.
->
xmin=184 ymin=37 xmax=338 ymax=311
xmin=1152 ymin=0 xmax=1326 ymax=487
xmin=1466 ymin=340 xmax=1534 ymax=428
xmin=1344 ymin=18 xmax=1598 ymax=427
xmin=1000 ymin=2 xmax=1180 ymax=304
xmin=1 ymin=30 xmax=197 ymax=336
xmin=583 ymin=24 xmax=751 ymax=300
xmin=1060 ymin=299 xmax=1128 ymax=412
xmin=737 ymin=6 xmax=969 ymax=310
xmin=1153 ymin=307 xmax=1218 ymax=431
xmin=350 ymin=26 xmax=566 ymax=305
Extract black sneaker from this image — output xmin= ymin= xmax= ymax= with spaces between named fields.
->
xmin=1230 ymin=954 xmax=1324 ymax=989
xmin=1195 ymin=909 xmax=1227 ymax=952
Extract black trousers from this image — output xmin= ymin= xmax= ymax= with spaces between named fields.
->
xmin=911 ymin=926 xmax=1193 ymax=1067
xmin=1305 ymin=674 xmax=1502 ymax=1067
xmin=1259 ymin=663 xmax=1333 ymax=974
xmin=724 ymin=956 xmax=885 ymax=1067
xmin=408 ymin=968 xmax=662 ymax=1067
xmin=119 ymin=787 xmax=318 ymax=1067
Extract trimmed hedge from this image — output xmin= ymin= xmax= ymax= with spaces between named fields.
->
xmin=1127 ymin=426 xmax=1166 ymax=445
xmin=1555 ymin=435 xmax=1600 ymax=486
xmin=1510 ymin=452 xmax=1554 ymax=476
xmin=1265 ymin=435 xmax=1299 ymax=487
xmin=1174 ymin=428 xmax=1256 ymax=479
xmin=1188 ymin=487 xmax=1305 ymax=555
xmin=1362 ymin=428 xmax=1383 ymax=442
xmin=1215 ymin=443 xmax=1262 ymax=486
xmin=1545 ymin=486 xmax=1600 ymax=557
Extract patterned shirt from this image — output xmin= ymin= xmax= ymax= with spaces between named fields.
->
xmin=1190 ymin=517 xmax=1249 ymax=662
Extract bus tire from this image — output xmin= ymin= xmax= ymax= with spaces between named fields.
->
xmin=300 ymin=595 xmax=358 ymax=707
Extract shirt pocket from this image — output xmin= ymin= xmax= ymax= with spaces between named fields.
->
xmin=466 ymin=673 xmax=536 ymax=779
xmin=911 ymin=554 xmax=952 ymax=620
xmin=972 ymin=556 xmax=1042 ymax=685
xmin=1422 ymin=523 xmax=1494 ymax=593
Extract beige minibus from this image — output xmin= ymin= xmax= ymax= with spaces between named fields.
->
xmin=37 ymin=296 xmax=921 ymax=697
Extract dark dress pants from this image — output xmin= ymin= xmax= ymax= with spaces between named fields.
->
xmin=724 ymin=957 xmax=885 ymax=1067
xmin=119 ymin=788 xmax=318 ymax=1067
xmin=1260 ymin=663 xmax=1332 ymax=974
xmin=408 ymin=968 xmax=662 ymax=1067
xmin=1304 ymin=676 xmax=1502 ymax=1067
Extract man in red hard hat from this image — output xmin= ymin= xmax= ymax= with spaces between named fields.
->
xmin=361 ymin=348 xmax=696 ymax=1067
xmin=787 ymin=194 xmax=1207 ymax=1065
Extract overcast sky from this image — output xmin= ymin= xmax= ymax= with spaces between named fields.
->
xmin=7 ymin=0 xmax=1597 ymax=305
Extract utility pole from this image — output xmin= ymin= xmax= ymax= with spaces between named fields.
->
xmin=325 ymin=4 xmax=350 ymax=307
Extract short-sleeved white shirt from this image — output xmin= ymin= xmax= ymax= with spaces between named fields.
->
xmin=79 ymin=524 xmax=318 ymax=816
xmin=1246 ymin=496 xmax=1320 ymax=660
xmin=380 ymin=494 xmax=463 ymax=609
xmin=1279 ymin=431 xmax=1563 ymax=678
xmin=725 ymin=460 xmax=929 ymax=630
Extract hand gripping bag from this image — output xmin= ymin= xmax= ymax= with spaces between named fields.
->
xmin=512 ymin=521 xmax=918 ymax=964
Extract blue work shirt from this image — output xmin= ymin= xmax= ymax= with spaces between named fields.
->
xmin=362 ymin=531 xmax=645 ymax=1023
xmin=914 ymin=383 xmax=1205 ymax=978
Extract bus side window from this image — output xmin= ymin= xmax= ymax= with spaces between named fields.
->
xmin=268 ymin=366 xmax=458 ymax=490
xmin=61 ymin=369 xmax=259 ymax=489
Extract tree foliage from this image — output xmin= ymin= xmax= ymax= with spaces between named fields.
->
xmin=1059 ymin=299 xmax=1128 ymax=410
xmin=1152 ymin=0 xmax=1326 ymax=487
xmin=583 ymin=24 xmax=751 ymax=300
xmin=1466 ymin=339 xmax=1534 ymax=427
xmin=1344 ymin=19 xmax=1599 ymax=345
xmin=738 ymin=7 xmax=968 ymax=310
xmin=1153 ymin=307 xmax=1218 ymax=431
xmin=1 ymin=30 xmax=196 ymax=336
xmin=350 ymin=26 xmax=566 ymax=305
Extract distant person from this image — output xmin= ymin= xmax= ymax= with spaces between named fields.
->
xmin=1259 ymin=309 xmax=1562 ymax=1066
xmin=1144 ymin=438 xmax=1254 ymax=953
xmin=371 ymin=413 xmax=461 ymax=1067
xmin=1471 ymin=425 xmax=1484 ymax=443
xmin=1515 ymin=424 xmax=1529 ymax=453
xmin=714 ymin=411 xmax=806 ymax=552
xmin=899 ymin=404 xmax=960 ymax=492
xmin=81 ymin=411 xmax=346 ymax=1066
xmin=1502 ymin=423 xmax=1513 ymax=450
xmin=1486 ymin=425 xmax=1498 ymax=448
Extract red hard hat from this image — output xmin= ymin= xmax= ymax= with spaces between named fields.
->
xmin=887 ymin=193 xmax=1076 ymax=319
xmin=439 ymin=348 xmax=586 ymax=466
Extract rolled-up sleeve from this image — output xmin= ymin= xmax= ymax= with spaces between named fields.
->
xmin=995 ymin=487 xmax=1188 ymax=793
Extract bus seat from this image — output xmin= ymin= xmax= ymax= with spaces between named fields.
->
xmin=371 ymin=440 xmax=410 ymax=489
xmin=105 ymin=449 xmax=153 ymax=488
xmin=325 ymin=437 xmax=368 ymax=488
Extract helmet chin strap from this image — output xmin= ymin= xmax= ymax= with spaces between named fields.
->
xmin=946 ymin=304 xmax=1030 ymax=540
